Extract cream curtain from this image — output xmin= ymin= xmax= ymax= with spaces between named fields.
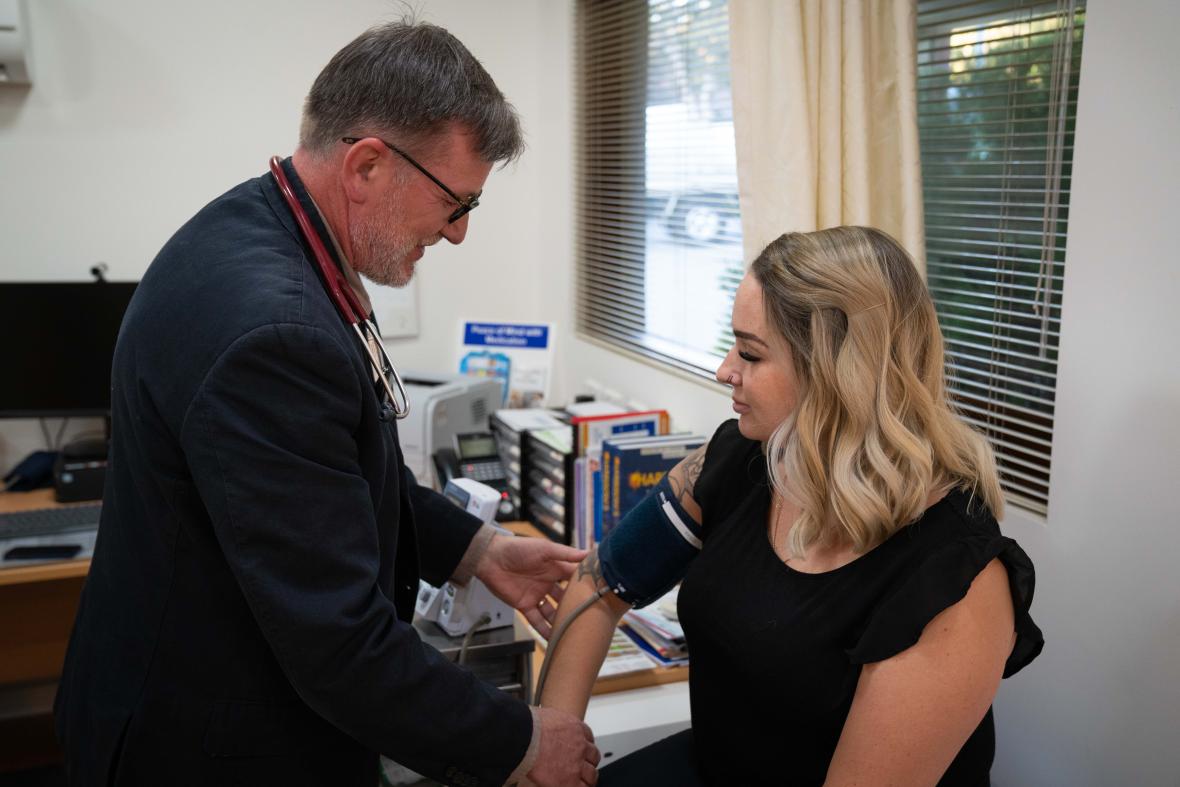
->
xmin=729 ymin=0 xmax=925 ymax=275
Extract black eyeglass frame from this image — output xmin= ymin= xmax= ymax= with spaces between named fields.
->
xmin=341 ymin=136 xmax=480 ymax=224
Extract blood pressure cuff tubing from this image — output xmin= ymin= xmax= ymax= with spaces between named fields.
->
xmin=598 ymin=475 xmax=703 ymax=608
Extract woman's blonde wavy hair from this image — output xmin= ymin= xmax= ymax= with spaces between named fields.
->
xmin=751 ymin=226 xmax=1004 ymax=557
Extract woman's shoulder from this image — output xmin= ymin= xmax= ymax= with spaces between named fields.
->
xmin=904 ymin=486 xmax=1002 ymax=548
xmin=693 ymin=419 xmax=764 ymax=517
xmin=852 ymin=485 xmax=1044 ymax=676
xmin=700 ymin=419 xmax=763 ymax=479
xmin=707 ymin=418 xmax=754 ymax=451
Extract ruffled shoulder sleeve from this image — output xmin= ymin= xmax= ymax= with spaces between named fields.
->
xmin=847 ymin=502 xmax=1044 ymax=678
xmin=693 ymin=419 xmax=763 ymax=526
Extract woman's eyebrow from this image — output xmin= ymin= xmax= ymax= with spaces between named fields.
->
xmin=733 ymin=329 xmax=768 ymax=347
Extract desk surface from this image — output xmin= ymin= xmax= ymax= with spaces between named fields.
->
xmin=0 ymin=494 xmax=687 ymax=692
xmin=0 ymin=490 xmax=91 ymax=586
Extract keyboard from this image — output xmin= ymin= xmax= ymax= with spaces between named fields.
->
xmin=0 ymin=502 xmax=102 ymax=539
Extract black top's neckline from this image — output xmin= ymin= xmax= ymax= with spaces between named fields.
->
xmin=754 ymin=475 xmax=958 ymax=580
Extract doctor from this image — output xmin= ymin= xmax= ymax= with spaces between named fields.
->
xmin=54 ymin=19 xmax=599 ymax=787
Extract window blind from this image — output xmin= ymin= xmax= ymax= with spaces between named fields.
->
xmin=917 ymin=0 xmax=1085 ymax=514
xmin=576 ymin=0 xmax=743 ymax=378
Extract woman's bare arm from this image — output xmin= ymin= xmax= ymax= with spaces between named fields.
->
xmin=539 ymin=444 xmax=709 ymax=718
xmin=824 ymin=558 xmax=1017 ymax=786
xmin=537 ymin=548 xmax=630 ymax=718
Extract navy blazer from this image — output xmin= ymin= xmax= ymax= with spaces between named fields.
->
xmin=54 ymin=160 xmax=532 ymax=787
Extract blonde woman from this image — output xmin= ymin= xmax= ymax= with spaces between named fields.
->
xmin=540 ymin=226 xmax=1042 ymax=786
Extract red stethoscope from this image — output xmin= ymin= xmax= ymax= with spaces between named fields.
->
xmin=269 ymin=156 xmax=410 ymax=421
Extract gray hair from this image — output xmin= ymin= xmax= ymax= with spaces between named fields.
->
xmin=300 ymin=20 xmax=524 ymax=163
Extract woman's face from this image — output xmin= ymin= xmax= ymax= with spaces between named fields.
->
xmin=715 ymin=274 xmax=802 ymax=443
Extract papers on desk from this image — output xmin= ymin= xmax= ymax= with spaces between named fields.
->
xmin=623 ymin=597 xmax=689 ymax=665
xmin=598 ymin=628 xmax=664 ymax=677
xmin=622 ymin=590 xmax=689 ymax=666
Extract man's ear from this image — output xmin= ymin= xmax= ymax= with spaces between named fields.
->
xmin=340 ymin=138 xmax=389 ymax=205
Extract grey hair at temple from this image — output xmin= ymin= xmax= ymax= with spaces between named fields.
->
xmin=299 ymin=20 xmax=524 ymax=164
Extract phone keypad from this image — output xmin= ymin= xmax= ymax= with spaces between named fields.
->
xmin=461 ymin=461 xmax=505 ymax=482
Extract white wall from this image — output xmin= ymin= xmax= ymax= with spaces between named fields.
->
xmin=988 ymin=0 xmax=1180 ymax=783
xmin=0 ymin=0 xmax=552 ymax=470
xmin=4 ymin=0 xmax=1179 ymax=782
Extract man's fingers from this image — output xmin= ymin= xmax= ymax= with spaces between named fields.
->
xmin=581 ymin=761 xmax=599 ymax=785
xmin=580 ymin=722 xmax=595 ymax=744
xmin=549 ymin=582 xmax=566 ymax=603
xmin=546 ymin=544 xmax=589 ymax=563
xmin=524 ymin=608 xmax=552 ymax=639
xmin=536 ymin=561 xmax=582 ymax=582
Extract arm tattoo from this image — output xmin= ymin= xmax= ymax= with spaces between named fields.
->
xmin=577 ymin=547 xmax=607 ymax=590
xmin=671 ymin=444 xmax=708 ymax=507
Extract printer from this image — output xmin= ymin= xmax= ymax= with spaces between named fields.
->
xmin=399 ymin=372 xmax=502 ymax=489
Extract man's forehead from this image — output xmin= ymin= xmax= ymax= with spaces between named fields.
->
xmin=432 ymin=128 xmax=492 ymax=191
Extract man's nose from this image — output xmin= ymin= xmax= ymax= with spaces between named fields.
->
xmin=440 ymin=214 xmax=469 ymax=245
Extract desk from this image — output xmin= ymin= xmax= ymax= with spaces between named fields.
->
xmin=0 ymin=497 xmax=687 ymax=771
xmin=415 ymin=616 xmax=536 ymax=701
xmin=0 ymin=489 xmax=90 ymax=770
xmin=0 ymin=490 xmax=90 ymax=685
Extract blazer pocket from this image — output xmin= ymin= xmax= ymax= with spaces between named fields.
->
xmin=203 ymin=699 xmax=301 ymax=758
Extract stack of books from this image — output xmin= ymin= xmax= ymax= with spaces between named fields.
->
xmin=622 ymin=589 xmax=688 ymax=667
xmin=567 ymin=409 xmax=672 ymax=549
xmin=599 ymin=432 xmax=705 ymax=542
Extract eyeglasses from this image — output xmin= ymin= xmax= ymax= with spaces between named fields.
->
xmin=341 ymin=136 xmax=481 ymax=224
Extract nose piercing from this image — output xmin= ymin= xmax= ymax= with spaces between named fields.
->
xmin=726 ymin=373 xmax=737 ymax=385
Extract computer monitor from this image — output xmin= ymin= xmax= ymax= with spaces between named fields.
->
xmin=0 ymin=282 xmax=138 ymax=418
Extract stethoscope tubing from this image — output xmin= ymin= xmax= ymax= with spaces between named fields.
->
xmin=268 ymin=156 xmax=410 ymax=420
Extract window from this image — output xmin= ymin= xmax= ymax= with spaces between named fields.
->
xmin=917 ymin=0 xmax=1085 ymax=514
xmin=576 ymin=0 xmax=743 ymax=377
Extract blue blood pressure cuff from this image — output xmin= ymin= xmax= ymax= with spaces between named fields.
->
xmin=598 ymin=475 xmax=703 ymax=608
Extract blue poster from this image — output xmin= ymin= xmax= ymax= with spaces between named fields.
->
xmin=458 ymin=321 xmax=554 ymax=407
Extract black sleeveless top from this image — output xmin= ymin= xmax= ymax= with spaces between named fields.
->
xmin=677 ymin=420 xmax=1043 ymax=785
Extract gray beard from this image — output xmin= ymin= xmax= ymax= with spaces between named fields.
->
xmin=350 ymin=214 xmax=416 ymax=288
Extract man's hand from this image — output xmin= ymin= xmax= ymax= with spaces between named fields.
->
xmin=476 ymin=534 xmax=587 ymax=638
xmin=527 ymin=706 xmax=600 ymax=786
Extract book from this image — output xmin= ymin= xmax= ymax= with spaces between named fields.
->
xmin=620 ymin=625 xmax=688 ymax=668
xmin=573 ymin=456 xmax=587 ymax=551
xmin=601 ymin=432 xmax=698 ymax=538
xmin=570 ymin=410 xmax=670 ymax=458
xmin=588 ymin=448 xmax=603 ymax=549
xmin=564 ymin=401 xmax=627 ymax=418
xmin=625 ymin=606 xmax=685 ymax=648
xmin=603 ymin=434 xmax=704 ymax=537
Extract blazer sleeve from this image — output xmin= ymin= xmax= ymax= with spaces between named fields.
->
xmin=403 ymin=467 xmax=485 ymax=587
xmin=179 ymin=322 xmax=530 ymax=787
